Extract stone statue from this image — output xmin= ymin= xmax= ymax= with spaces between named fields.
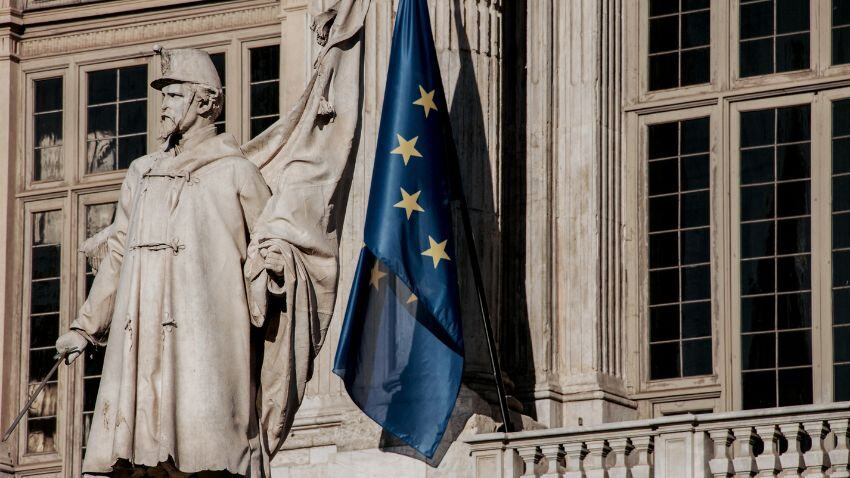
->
xmin=54 ymin=0 xmax=370 ymax=476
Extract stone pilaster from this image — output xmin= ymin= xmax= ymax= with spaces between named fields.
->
xmin=0 ymin=0 xmax=21 ymax=467
xmin=516 ymin=0 xmax=636 ymax=427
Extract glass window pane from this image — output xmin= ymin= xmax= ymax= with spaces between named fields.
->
xmin=118 ymin=101 xmax=146 ymax=135
xmin=776 ymin=217 xmax=810 ymax=255
xmin=834 ymin=175 xmax=850 ymax=212
xmin=836 ymin=213 xmax=850 ymax=250
xmin=650 ymin=16 xmax=679 ymax=53
xmin=250 ymin=45 xmax=280 ymax=82
xmin=650 ymin=342 xmax=680 ymax=379
xmin=681 ymin=227 xmax=710 ymax=264
xmin=835 ymin=364 xmax=850 ymax=401
xmin=650 ymin=268 xmax=680 ymax=305
xmin=682 ymin=264 xmax=710 ymax=301
xmin=87 ymin=139 xmax=116 ymax=174
xmin=681 ymin=191 xmax=709 ymax=228
xmin=30 ymin=314 xmax=59 ymax=349
xmin=650 ymin=195 xmax=678 ymax=232
xmin=35 ymin=78 xmax=62 ymax=112
xmin=649 ymin=159 xmax=678 ymax=195
xmin=777 ymin=330 xmax=811 ymax=366
xmin=682 ymin=301 xmax=711 ymax=338
xmin=743 ymin=295 xmax=775 ymax=333
xmin=741 ymin=185 xmax=775 ymax=221
xmin=776 ymin=255 xmax=810 ymax=292
xmin=86 ymin=203 xmax=116 ymax=238
xmin=250 ymin=82 xmax=280 ymax=117
xmin=834 ymin=99 xmax=850 ymax=137
xmin=681 ymin=154 xmax=709 ymax=190
xmin=649 ymin=53 xmax=679 ymax=91
xmin=683 ymin=0 xmax=709 ymax=10
xmin=649 ymin=122 xmax=679 ymax=159
xmin=777 ymin=105 xmax=811 ymax=143
xmin=681 ymin=117 xmax=710 ymax=154
xmin=251 ymin=117 xmax=278 ymax=141
xmin=650 ymin=232 xmax=678 ymax=268
xmin=741 ymin=1 xmax=774 ymax=39
xmin=742 ymin=109 xmax=776 ymax=148
xmin=32 ymin=245 xmax=60 ymax=280
xmin=740 ymin=38 xmax=774 ymax=77
xmin=682 ymin=338 xmax=712 ymax=375
xmin=834 ymin=27 xmax=850 ymax=65
xmin=742 ymin=258 xmax=775 ymax=295
xmin=34 ymin=112 xmax=62 ymax=150
xmin=681 ymin=48 xmax=710 ymax=86
xmin=742 ymin=221 xmax=775 ymax=258
xmin=87 ymin=104 xmax=116 ymax=137
xmin=743 ymin=370 xmax=777 ymax=409
xmin=776 ymin=144 xmax=809 ymax=180
xmin=34 ymin=147 xmax=63 ymax=183
xmin=834 ymin=250 xmax=850 ymax=287
xmin=741 ymin=147 xmax=775 ymax=184
xmin=776 ymin=0 xmax=809 ymax=34
xmin=836 ymin=0 xmax=850 ymax=26
xmin=777 ymin=367 xmax=813 ymax=406
xmin=682 ymin=10 xmax=709 ymax=48
xmin=834 ymin=326 xmax=850 ymax=362
xmin=118 ymin=135 xmax=146 ymax=170
xmin=777 ymin=292 xmax=811 ymax=329
xmin=650 ymin=0 xmax=678 ymax=16
xmin=834 ymin=289 xmax=850 ymax=325
xmin=650 ymin=304 xmax=680 ymax=342
xmin=87 ymin=69 xmax=117 ymax=104
xmin=832 ymin=137 xmax=850 ymax=174
xmin=118 ymin=65 xmax=147 ymax=100
xmin=743 ymin=332 xmax=776 ymax=370
xmin=776 ymin=181 xmax=809 ymax=217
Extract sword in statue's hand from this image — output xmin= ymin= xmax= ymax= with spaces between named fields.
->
xmin=1 ymin=349 xmax=72 ymax=442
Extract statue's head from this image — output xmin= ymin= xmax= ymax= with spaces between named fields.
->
xmin=151 ymin=46 xmax=223 ymax=143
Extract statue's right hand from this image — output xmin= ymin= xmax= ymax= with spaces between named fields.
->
xmin=55 ymin=331 xmax=88 ymax=365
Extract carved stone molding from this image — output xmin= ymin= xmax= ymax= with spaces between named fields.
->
xmin=0 ymin=34 xmax=20 ymax=59
xmin=19 ymin=3 xmax=278 ymax=58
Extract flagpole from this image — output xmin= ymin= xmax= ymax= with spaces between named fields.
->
xmin=455 ymin=185 xmax=514 ymax=434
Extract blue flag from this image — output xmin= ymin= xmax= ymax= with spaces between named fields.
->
xmin=332 ymin=0 xmax=464 ymax=459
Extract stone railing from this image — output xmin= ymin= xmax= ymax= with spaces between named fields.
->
xmin=466 ymin=402 xmax=850 ymax=477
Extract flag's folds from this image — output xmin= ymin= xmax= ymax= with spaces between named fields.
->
xmin=332 ymin=0 xmax=464 ymax=459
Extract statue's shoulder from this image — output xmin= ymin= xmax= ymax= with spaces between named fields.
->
xmin=212 ymin=133 xmax=263 ymax=176
xmin=125 ymin=151 xmax=166 ymax=178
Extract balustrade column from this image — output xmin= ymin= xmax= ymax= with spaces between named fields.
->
xmin=563 ymin=442 xmax=588 ymax=478
xmin=585 ymin=440 xmax=611 ymax=478
xmin=630 ymin=436 xmax=653 ymax=478
xmin=754 ymin=425 xmax=780 ymax=477
xmin=519 ymin=445 xmax=543 ymax=478
xmin=802 ymin=421 xmax=830 ymax=478
xmin=540 ymin=444 xmax=566 ymax=478
xmin=607 ymin=438 xmax=632 ymax=478
xmin=707 ymin=429 xmax=734 ymax=478
xmin=777 ymin=423 xmax=804 ymax=477
xmin=829 ymin=418 xmax=850 ymax=478
xmin=731 ymin=427 xmax=757 ymax=478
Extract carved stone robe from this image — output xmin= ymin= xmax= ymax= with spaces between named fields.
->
xmin=72 ymin=126 xmax=271 ymax=476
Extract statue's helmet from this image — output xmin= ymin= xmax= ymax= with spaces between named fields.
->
xmin=150 ymin=45 xmax=221 ymax=91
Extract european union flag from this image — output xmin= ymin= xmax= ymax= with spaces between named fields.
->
xmin=332 ymin=0 xmax=464 ymax=459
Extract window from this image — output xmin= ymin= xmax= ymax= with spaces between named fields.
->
xmin=647 ymin=117 xmax=713 ymax=380
xmin=249 ymin=45 xmax=280 ymax=139
xmin=86 ymin=65 xmax=148 ymax=173
xmin=834 ymin=0 xmax=850 ymax=65
xmin=738 ymin=104 xmax=813 ymax=409
xmin=739 ymin=0 xmax=810 ymax=77
xmin=210 ymin=53 xmax=227 ymax=135
xmin=832 ymin=99 xmax=850 ymax=401
xmin=33 ymin=78 xmax=63 ymax=182
xmin=25 ymin=209 xmax=63 ymax=454
xmin=648 ymin=0 xmax=710 ymax=90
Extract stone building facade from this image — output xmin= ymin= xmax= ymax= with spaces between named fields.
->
xmin=0 ymin=0 xmax=849 ymax=477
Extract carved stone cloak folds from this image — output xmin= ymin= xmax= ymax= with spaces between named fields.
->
xmin=242 ymin=0 xmax=370 ymax=460
xmin=73 ymin=128 xmax=271 ymax=476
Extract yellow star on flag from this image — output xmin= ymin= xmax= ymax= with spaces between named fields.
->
xmin=406 ymin=293 xmax=418 ymax=304
xmin=412 ymin=85 xmax=438 ymax=118
xmin=421 ymin=236 xmax=451 ymax=268
xmin=393 ymin=188 xmax=425 ymax=219
xmin=390 ymin=134 xmax=423 ymax=166
xmin=370 ymin=262 xmax=387 ymax=290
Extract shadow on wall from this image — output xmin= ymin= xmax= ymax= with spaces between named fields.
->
xmin=377 ymin=0 xmax=535 ymax=466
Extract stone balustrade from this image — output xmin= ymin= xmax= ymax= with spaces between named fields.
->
xmin=466 ymin=402 xmax=850 ymax=478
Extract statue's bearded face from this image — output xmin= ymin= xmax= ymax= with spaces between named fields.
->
xmin=158 ymin=82 xmax=198 ymax=142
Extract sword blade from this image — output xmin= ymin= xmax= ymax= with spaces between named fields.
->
xmin=2 ymin=351 xmax=68 ymax=442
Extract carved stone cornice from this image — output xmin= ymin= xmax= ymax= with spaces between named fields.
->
xmin=0 ymin=31 xmax=20 ymax=60
xmin=19 ymin=3 xmax=278 ymax=58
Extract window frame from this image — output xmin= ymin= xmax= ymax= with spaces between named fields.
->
xmin=241 ymin=36 xmax=282 ymax=144
xmin=727 ymin=91 xmax=840 ymax=409
xmin=76 ymin=56 xmax=155 ymax=185
xmin=635 ymin=0 xmax=726 ymax=103
xmin=18 ymin=196 xmax=70 ymax=466
xmin=633 ymin=104 xmax=727 ymax=395
xmin=25 ymin=69 xmax=71 ymax=192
